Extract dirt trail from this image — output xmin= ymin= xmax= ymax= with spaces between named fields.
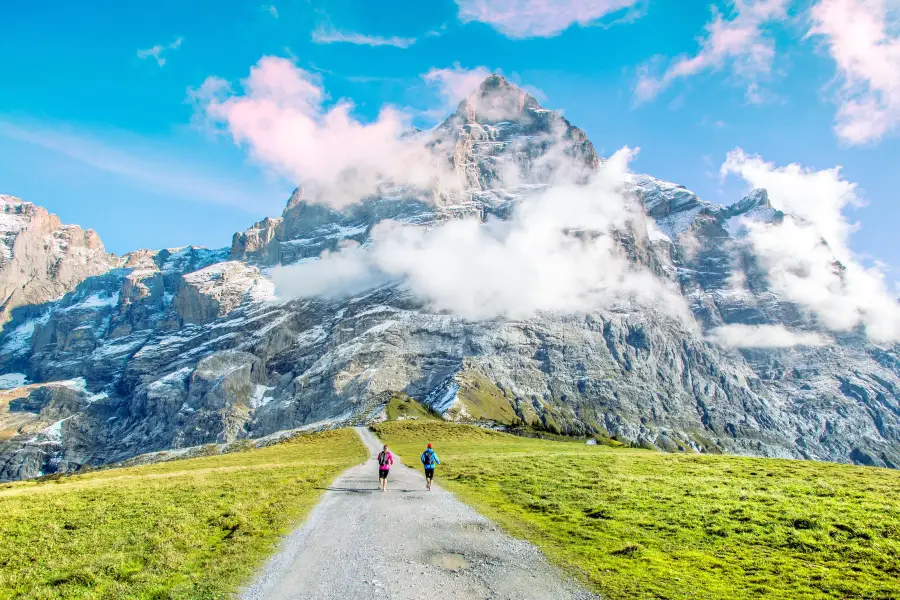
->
xmin=242 ymin=427 xmax=596 ymax=600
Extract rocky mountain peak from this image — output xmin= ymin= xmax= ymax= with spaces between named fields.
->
xmin=454 ymin=75 xmax=542 ymax=124
xmin=728 ymin=188 xmax=771 ymax=215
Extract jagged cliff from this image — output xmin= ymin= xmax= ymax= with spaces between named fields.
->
xmin=1 ymin=76 xmax=898 ymax=481
xmin=0 ymin=196 xmax=117 ymax=324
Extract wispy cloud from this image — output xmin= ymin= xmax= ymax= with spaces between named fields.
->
xmin=311 ymin=24 xmax=417 ymax=48
xmin=634 ymin=0 xmax=787 ymax=103
xmin=0 ymin=119 xmax=280 ymax=212
xmin=808 ymin=0 xmax=900 ymax=145
xmin=137 ymin=37 xmax=183 ymax=67
xmin=707 ymin=324 xmax=832 ymax=348
xmin=455 ymin=0 xmax=641 ymax=38
xmin=262 ymin=4 xmax=278 ymax=18
xmin=421 ymin=64 xmax=546 ymax=118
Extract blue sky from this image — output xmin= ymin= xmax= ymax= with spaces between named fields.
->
xmin=1 ymin=0 xmax=897 ymax=277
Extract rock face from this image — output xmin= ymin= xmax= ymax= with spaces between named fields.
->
xmin=174 ymin=261 xmax=274 ymax=325
xmin=0 ymin=196 xmax=117 ymax=324
xmin=1 ymin=76 xmax=898 ymax=481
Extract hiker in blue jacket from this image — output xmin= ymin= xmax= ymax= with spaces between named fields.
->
xmin=420 ymin=443 xmax=440 ymax=491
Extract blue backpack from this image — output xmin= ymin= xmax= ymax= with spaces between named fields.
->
xmin=423 ymin=450 xmax=434 ymax=466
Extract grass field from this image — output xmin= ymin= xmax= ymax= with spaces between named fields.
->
xmin=375 ymin=420 xmax=900 ymax=600
xmin=0 ymin=429 xmax=367 ymax=599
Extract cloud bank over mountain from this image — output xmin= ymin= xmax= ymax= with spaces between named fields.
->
xmin=271 ymin=147 xmax=692 ymax=322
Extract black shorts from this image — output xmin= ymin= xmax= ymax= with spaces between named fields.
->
xmin=379 ymin=469 xmax=390 ymax=479
xmin=424 ymin=467 xmax=435 ymax=479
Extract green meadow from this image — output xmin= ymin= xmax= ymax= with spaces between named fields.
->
xmin=0 ymin=429 xmax=367 ymax=599
xmin=376 ymin=420 xmax=900 ymax=600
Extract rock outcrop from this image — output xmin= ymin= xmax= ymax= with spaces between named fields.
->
xmin=0 ymin=196 xmax=117 ymax=323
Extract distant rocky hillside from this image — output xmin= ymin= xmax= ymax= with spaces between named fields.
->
xmin=0 ymin=76 xmax=898 ymax=481
xmin=0 ymin=196 xmax=117 ymax=324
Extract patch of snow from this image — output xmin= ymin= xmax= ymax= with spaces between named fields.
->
xmin=327 ymin=223 xmax=368 ymax=238
xmin=250 ymin=276 xmax=277 ymax=302
xmin=353 ymin=305 xmax=398 ymax=319
xmin=148 ymin=367 xmax=193 ymax=391
xmin=62 ymin=292 xmax=119 ymax=312
xmin=0 ymin=372 xmax=28 ymax=389
xmin=57 ymin=377 xmax=88 ymax=393
xmin=250 ymin=384 xmax=275 ymax=409
xmin=295 ymin=325 xmax=327 ymax=346
xmin=646 ymin=220 xmax=672 ymax=243
xmin=655 ymin=206 xmax=704 ymax=239
xmin=360 ymin=320 xmax=397 ymax=337
xmin=38 ymin=416 xmax=75 ymax=443
xmin=432 ymin=382 xmax=460 ymax=414
xmin=1 ymin=312 xmax=51 ymax=356
xmin=91 ymin=336 xmax=147 ymax=359
xmin=240 ymin=312 xmax=293 ymax=343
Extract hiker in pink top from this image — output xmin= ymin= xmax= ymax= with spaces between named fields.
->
xmin=377 ymin=444 xmax=394 ymax=492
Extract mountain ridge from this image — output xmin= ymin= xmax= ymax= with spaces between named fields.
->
xmin=1 ymin=77 xmax=898 ymax=481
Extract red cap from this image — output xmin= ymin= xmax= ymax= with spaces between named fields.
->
xmin=427 ymin=443 xmax=432 ymax=448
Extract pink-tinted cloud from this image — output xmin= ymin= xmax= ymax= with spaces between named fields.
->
xmin=809 ymin=0 xmax=900 ymax=144
xmin=194 ymin=57 xmax=455 ymax=207
xmin=635 ymin=0 xmax=787 ymax=103
xmin=455 ymin=0 xmax=640 ymax=38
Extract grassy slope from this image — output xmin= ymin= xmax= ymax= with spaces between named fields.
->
xmin=384 ymin=394 xmax=439 ymax=421
xmin=453 ymin=371 xmax=520 ymax=425
xmin=0 ymin=429 xmax=367 ymax=600
xmin=375 ymin=421 xmax=900 ymax=600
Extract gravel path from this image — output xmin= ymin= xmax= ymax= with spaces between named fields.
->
xmin=242 ymin=427 xmax=596 ymax=600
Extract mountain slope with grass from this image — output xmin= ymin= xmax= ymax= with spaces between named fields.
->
xmin=376 ymin=420 xmax=900 ymax=600
xmin=0 ymin=429 xmax=366 ymax=599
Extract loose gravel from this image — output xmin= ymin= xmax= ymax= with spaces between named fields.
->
xmin=241 ymin=427 xmax=597 ymax=600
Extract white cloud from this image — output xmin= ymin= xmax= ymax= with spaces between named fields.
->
xmin=270 ymin=148 xmax=694 ymax=323
xmin=311 ymin=24 xmax=417 ymax=48
xmin=808 ymin=0 xmax=900 ymax=144
xmin=455 ymin=0 xmax=641 ymax=38
xmin=707 ymin=324 xmax=832 ymax=348
xmin=263 ymin=4 xmax=278 ymax=18
xmin=137 ymin=37 xmax=183 ymax=67
xmin=721 ymin=149 xmax=900 ymax=342
xmin=193 ymin=56 xmax=458 ymax=207
xmin=635 ymin=0 xmax=787 ymax=103
xmin=720 ymin=148 xmax=858 ymax=261
xmin=422 ymin=65 xmax=547 ymax=122
xmin=0 ymin=119 xmax=280 ymax=212
xmin=422 ymin=64 xmax=494 ymax=113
